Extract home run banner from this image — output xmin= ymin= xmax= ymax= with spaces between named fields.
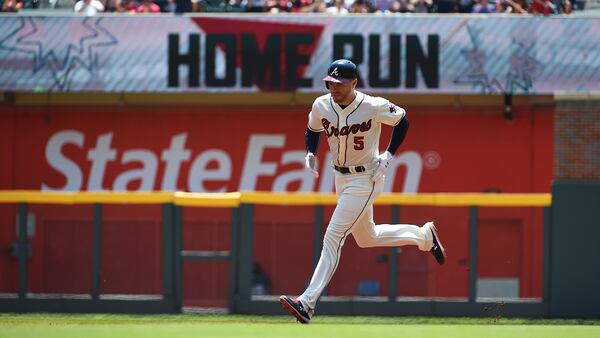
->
xmin=1 ymin=15 xmax=599 ymax=94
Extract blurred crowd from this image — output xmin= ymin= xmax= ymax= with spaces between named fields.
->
xmin=0 ymin=0 xmax=587 ymax=15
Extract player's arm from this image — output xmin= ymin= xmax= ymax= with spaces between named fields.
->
xmin=305 ymin=129 xmax=320 ymax=178
xmin=386 ymin=116 xmax=410 ymax=155
xmin=305 ymin=128 xmax=320 ymax=154
xmin=371 ymin=116 xmax=409 ymax=182
xmin=376 ymin=100 xmax=408 ymax=155
xmin=305 ymin=108 xmax=323 ymax=178
xmin=372 ymin=101 xmax=409 ymax=181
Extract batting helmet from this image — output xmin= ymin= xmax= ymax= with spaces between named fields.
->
xmin=323 ymin=59 xmax=358 ymax=85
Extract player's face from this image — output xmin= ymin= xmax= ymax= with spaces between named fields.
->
xmin=328 ymin=79 xmax=357 ymax=105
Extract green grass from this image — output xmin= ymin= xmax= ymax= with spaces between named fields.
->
xmin=1 ymin=314 xmax=599 ymax=338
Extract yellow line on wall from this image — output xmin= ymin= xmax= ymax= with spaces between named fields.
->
xmin=0 ymin=191 xmax=551 ymax=207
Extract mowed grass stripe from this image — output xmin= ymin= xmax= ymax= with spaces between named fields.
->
xmin=1 ymin=323 xmax=600 ymax=338
xmin=1 ymin=314 xmax=599 ymax=338
xmin=1 ymin=314 xmax=599 ymax=325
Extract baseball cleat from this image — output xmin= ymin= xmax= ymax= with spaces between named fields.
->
xmin=279 ymin=295 xmax=313 ymax=324
xmin=427 ymin=222 xmax=447 ymax=265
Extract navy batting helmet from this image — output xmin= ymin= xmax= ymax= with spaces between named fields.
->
xmin=323 ymin=59 xmax=358 ymax=84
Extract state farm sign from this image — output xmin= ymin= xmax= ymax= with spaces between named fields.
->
xmin=42 ymin=130 xmax=423 ymax=193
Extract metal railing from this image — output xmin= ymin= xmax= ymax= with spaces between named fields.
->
xmin=0 ymin=190 xmax=551 ymax=316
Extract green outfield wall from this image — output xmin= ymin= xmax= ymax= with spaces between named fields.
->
xmin=550 ymin=182 xmax=600 ymax=318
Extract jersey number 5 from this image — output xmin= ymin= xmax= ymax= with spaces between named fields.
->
xmin=354 ymin=136 xmax=364 ymax=150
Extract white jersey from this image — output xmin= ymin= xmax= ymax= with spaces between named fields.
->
xmin=285 ymin=86 xmax=443 ymax=315
xmin=307 ymin=90 xmax=406 ymax=167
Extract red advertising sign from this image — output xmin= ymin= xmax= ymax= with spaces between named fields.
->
xmin=2 ymin=106 xmax=552 ymax=194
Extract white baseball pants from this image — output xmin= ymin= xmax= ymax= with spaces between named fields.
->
xmin=297 ymin=171 xmax=434 ymax=310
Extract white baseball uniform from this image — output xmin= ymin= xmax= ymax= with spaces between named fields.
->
xmin=297 ymin=90 xmax=435 ymax=311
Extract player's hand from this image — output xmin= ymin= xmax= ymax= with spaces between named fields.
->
xmin=371 ymin=151 xmax=393 ymax=182
xmin=305 ymin=152 xmax=319 ymax=178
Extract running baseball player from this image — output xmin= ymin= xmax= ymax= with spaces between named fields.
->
xmin=279 ymin=59 xmax=446 ymax=324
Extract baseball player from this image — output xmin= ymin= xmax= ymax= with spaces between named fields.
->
xmin=279 ymin=59 xmax=446 ymax=324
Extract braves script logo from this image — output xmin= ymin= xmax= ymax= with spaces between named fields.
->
xmin=331 ymin=67 xmax=339 ymax=76
xmin=0 ymin=17 xmax=118 ymax=91
xmin=321 ymin=118 xmax=372 ymax=138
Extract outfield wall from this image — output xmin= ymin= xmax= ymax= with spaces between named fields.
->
xmin=0 ymin=101 xmax=553 ymax=307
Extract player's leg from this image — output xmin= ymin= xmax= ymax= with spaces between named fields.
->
xmin=296 ymin=177 xmax=379 ymax=311
xmin=351 ymin=207 xmax=432 ymax=250
xmin=351 ymin=209 xmax=447 ymax=264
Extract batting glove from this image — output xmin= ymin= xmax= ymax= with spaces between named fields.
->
xmin=371 ymin=151 xmax=393 ymax=182
xmin=305 ymin=152 xmax=319 ymax=178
